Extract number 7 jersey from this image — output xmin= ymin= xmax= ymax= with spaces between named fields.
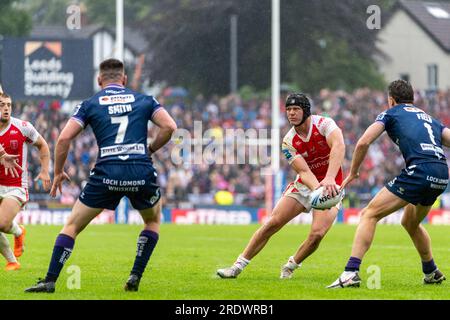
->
xmin=375 ymin=104 xmax=447 ymax=166
xmin=71 ymin=84 xmax=162 ymax=165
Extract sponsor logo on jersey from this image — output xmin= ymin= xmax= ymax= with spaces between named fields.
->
xmin=317 ymin=141 xmax=327 ymax=149
xmin=105 ymin=89 xmax=125 ymax=94
xmin=282 ymin=149 xmax=292 ymax=160
xmin=100 ymin=143 xmax=146 ymax=158
xmin=150 ymin=189 xmax=160 ymax=205
xmin=376 ymin=112 xmax=386 ymax=121
xmin=99 ymin=94 xmax=135 ymax=105
xmin=403 ymin=107 xmax=422 ymax=113
xmin=420 ymin=143 xmax=444 ymax=156
xmin=10 ymin=130 xmax=18 ymax=135
xmin=388 ymin=177 xmax=397 ymax=187
xmin=10 ymin=140 xmax=18 ymax=150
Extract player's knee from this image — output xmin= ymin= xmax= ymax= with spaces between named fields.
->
xmin=401 ymin=217 xmax=417 ymax=233
xmin=359 ymin=207 xmax=379 ymax=222
xmin=308 ymin=231 xmax=325 ymax=247
xmin=262 ymin=218 xmax=282 ymax=236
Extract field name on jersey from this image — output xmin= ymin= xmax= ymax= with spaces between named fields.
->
xmin=99 ymin=94 xmax=135 ymax=105
xmin=100 ymin=143 xmax=146 ymax=158
xmin=416 ymin=113 xmax=432 ymax=123
xmin=108 ymin=104 xmax=132 ymax=115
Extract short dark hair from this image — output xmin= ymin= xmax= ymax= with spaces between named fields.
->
xmin=99 ymin=58 xmax=125 ymax=81
xmin=0 ymin=92 xmax=10 ymax=100
xmin=388 ymin=80 xmax=414 ymax=104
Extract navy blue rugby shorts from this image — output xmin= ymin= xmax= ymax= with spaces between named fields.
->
xmin=385 ymin=162 xmax=448 ymax=206
xmin=79 ymin=162 xmax=161 ymax=210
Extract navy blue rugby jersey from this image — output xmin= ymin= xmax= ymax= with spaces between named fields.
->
xmin=375 ymin=104 xmax=447 ymax=166
xmin=72 ymin=84 xmax=161 ymax=165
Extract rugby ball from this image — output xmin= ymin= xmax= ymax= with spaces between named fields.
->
xmin=310 ymin=186 xmax=344 ymax=210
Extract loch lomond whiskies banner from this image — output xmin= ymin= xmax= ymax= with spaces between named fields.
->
xmin=1 ymin=38 xmax=93 ymax=100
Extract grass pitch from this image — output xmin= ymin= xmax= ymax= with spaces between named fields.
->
xmin=0 ymin=224 xmax=448 ymax=300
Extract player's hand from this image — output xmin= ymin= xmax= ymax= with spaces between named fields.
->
xmin=319 ymin=176 xmax=339 ymax=197
xmin=35 ymin=171 xmax=52 ymax=192
xmin=0 ymin=154 xmax=22 ymax=178
xmin=50 ymin=171 xmax=71 ymax=198
xmin=341 ymin=172 xmax=360 ymax=189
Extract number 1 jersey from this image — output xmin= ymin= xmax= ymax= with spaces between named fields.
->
xmin=375 ymin=104 xmax=447 ymax=166
xmin=71 ymin=84 xmax=162 ymax=165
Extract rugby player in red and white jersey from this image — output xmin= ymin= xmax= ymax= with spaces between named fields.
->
xmin=217 ymin=93 xmax=345 ymax=279
xmin=0 ymin=93 xmax=51 ymax=271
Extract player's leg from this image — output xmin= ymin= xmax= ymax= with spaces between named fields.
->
xmin=0 ymin=198 xmax=26 ymax=257
xmin=0 ymin=232 xmax=20 ymax=270
xmin=125 ymin=199 xmax=162 ymax=291
xmin=217 ymin=196 xmax=305 ymax=278
xmin=25 ymin=200 xmax=102 ymax=293
xmin=327 ymin=187 xmax=408 ymax=288
xmin=401 ymin=204 xmax=446 ymax=284
xmin=281 ymin=206 xmax=338 ymax=279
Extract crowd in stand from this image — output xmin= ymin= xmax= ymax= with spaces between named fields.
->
xmin=14 ymin=88 xmax=450 ymax=209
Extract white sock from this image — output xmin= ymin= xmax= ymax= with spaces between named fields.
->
xmin=234 ymin=255 xmax=250 ymax=270
xmin=7 ymin=222 xmax=22 ymax=237
xmin=286 ymin=256 xmax=301 ymax=270
xmin=0 ymin=233 xmax=17 ymax=263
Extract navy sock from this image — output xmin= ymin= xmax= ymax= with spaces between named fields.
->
xmin=345 ymin=256 xmax=362 ymax=272
xmin=131 ymin=230 xmax=159 ymax=278
xmin=422 ymin=258 xmax=437 ymax=274
xmin=45 ymin=234 xmax=75 ymax=282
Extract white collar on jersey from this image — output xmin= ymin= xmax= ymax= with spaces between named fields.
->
xmin=0 ymin=121 xmax=12 ymax=137
xmin=104 ymin=84 xmax=125 ymax=89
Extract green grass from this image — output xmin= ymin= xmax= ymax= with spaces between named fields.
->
xmin=0 ymin=224 xmax=449 ymax=300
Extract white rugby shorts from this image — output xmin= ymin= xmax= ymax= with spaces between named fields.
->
xmin=283 ymin=180 xmax=341 ymax=212
xmin=0 ymin=185 xmax=28 ymax=207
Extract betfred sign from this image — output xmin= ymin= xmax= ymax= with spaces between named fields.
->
xmin=172 ymin=209 xmax=253 ymax=225
xmin=258 ymin=208 xmax=313 ymax=225
xmin=15 ymin=210 xmax=114 ymax=225
xmin=343 ymin=208 xmax=404 ymax=225
xmin=428 ymin=210 xmax=450 ymax=225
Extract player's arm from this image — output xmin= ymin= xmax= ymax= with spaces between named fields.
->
xmin=282 ymin=139 xmax=320 ymax=191
xmin=33 ymin=135 xmax=51 ymax=191
xmin=342 ymin=122 xmax=385 ymax=188
xmin=291 ymin=157 xmax=321 ymax=191
xmin=322 ymin=128 xmax=345 ymax=196
xmin=149 ymin=108 xmax=177 ymax=154
xmin=50 ymin=119 xmax=83 ymax=197
xmin=442 ymin=127 xmax=450 ymax=148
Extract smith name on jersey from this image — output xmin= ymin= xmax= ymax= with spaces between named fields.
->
xmin=71 ymin=84 xmax=162 ymax=165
